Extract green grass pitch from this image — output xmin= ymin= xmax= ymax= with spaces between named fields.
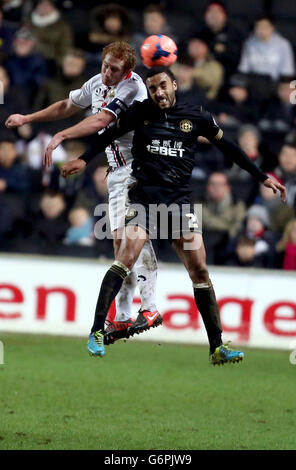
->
xmin=0 ymin=333 xmax=295 ymax=450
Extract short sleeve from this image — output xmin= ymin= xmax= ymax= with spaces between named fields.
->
xmin=69 ymin=76 xmax=96 ymax=109
xmin=199 ymin=111 xmax=223 ymax=141
xmin=105 ymin=77 xmax=147 ymax=118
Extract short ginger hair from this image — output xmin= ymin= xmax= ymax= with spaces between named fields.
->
xmin=102 ymin=41 xmax=137 ymax=71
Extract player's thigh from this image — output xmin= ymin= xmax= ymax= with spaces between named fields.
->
xmin=116 ymin=225 xmax=148 ymax=269
xmin=107 ymin=167 xmax=130 ymax=233
xmin=172 ymin=233 xmax=209 ymax=282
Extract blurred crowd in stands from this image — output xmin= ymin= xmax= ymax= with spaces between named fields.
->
xmin=0 ymin=0 xmax=296 ymax=270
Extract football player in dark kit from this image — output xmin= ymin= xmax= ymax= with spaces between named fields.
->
xmin=62 ymin=67 xmax=286 ymax=364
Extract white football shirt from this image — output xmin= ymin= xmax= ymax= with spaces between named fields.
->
xmin=69 ymin=71 xmax=147 ymax=168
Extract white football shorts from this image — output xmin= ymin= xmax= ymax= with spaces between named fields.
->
xmin=107 ymin=164 xmax=136 ymax=232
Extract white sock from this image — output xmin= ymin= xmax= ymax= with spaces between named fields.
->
xmin=134 ymin=240 xmax=157 ymax=312
xmin=115 ymin=269 xmax=137 ymax=321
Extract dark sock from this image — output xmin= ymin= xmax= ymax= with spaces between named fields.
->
xmin=90 ymin=263 xmax=128 ymax=334
xmin=193 ymin=281 xmax=222 ymax=354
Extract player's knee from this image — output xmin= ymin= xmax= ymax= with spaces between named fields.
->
xmin=188 ymin=264 xmax=209 ymax=284
xmin=117 ymin=251 xmax=137 ymax=270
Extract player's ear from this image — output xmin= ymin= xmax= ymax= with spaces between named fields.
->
xmin=173 ymin=80 xmax=177 ymax=91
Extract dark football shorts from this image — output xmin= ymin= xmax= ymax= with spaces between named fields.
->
xmin=125 ymin=184 xmax=202 ymax=241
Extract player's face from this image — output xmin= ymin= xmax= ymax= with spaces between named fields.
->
xmin=146 ymin=72 xmax=177 ymax=109
xmin=101 ymin=53 xmax=128 ymax=87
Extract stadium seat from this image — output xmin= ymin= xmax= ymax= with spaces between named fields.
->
xmin=228 ymin=177 xmax=259 ymax=204
xmin=274 ymin=19 xmax=296 ymax=45
xmin=167 ymin=0 xmax=209 ymax=16
xmin=271 ymin=0 xmax=296 ymax=19
xmin=246 ymin=73 xmax=276 ymax=104
xmin=168 ymin=0 xmax=266 ymax=19
xmin=226 ymin=0 xmax=265 ymax=20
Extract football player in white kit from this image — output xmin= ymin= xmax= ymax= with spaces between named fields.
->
xmin=5 ymin=41 xmax=161 ymax=345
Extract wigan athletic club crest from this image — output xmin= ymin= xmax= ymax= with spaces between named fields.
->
xmin=180 ymin=120 xmax=193 ymax=133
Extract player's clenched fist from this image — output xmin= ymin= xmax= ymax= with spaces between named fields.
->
xmin=5 ymin=114 xmax=28 ymax=128
xmin=61 ymin=159 xmax=86 ymax=178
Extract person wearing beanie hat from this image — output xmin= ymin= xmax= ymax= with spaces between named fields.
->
xmin=244 ymin=203 xmax=277 ymax=262
xmin=247 ymin=204 xmax=270 ymax=228
xmin=226 ymin=202 xmax=277 ymax=267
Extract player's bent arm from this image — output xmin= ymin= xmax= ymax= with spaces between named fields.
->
xmin=78 ymin=125 xmax=128 ymax=165
xmin=56 ymin=110 xmax=115 ymax=142
xmin=213 ymin=135 xmax=286 ymax=201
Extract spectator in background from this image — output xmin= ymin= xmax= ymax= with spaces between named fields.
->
xmin=87 ymin=3 xmax=131 ymax=54
xmin=29 ymin=0 xmax=74 ymax=71
xmin=0 ymin=136 xmax=31 ymax=243
xmin=5 ymin=27 xmax=48 ymax=103
xmin=73 ymin=163 xmax=109 ymax=212
xmin=259 ymin=75 xmax=296 ymax=140
xmin=49 ymin=139 xmax=87 ymax=207
xmin=0 ymin=65 xmax=29 ymax=140
xmin=201 ymin=171 xmax=246 ymax=264
xmin=187 ymin=37 xmax=224 ymax=100
xmin=33 ymin=49 xmax=87 ymax=134
xmin=171 ymin=55 xmax=208 ymax=106
xmin=194 ymin=1 xmax=243 ymax=78
xmin=0 ymin=5 xmax=17 ymax=61
xmin=212 ymin=73 xmax=260 ymax=130
xmin=255 ymin=172 xmax=294 ymax=235
xmin=132 ymin=3 xmax=177 ymax=65
xmin=72 ymin=163 xmax=113 ymax=255
xmin=237 ymin=125 xmax=263 ymax=168
xmin=226 ymin=125 xmax=263 ymax=204
xmin=227 ymin=204 xmax=276 ymax=269
xmin=276 ymin=219 xmax=296 ymax=270
xmin=64 ymin=207 xmax=94 ymax=246
xmin=0 ymin=137 xmax=31 ymax=193
xmin=274 ymin=138 xmax=296 ymax=209
xmin=238 ymin=16 xmax=295 ymax=81
xmin=244 ymin=204 xmax=275 ymax=256
xmin=226 ymin=235 xmax=270 ymax=268
xmin=31 ymin=189 xmax=69 ymax=245
xmin=20 ymin=126 xmax=67 ymax=172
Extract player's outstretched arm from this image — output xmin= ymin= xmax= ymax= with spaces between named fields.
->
xmin=5 ymin=99 xmax=79 ymax=128
xmin=213 ymin=136 xmax=286 ymax=201
xmin=44 ymin=110 xmax=115 ymax=168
